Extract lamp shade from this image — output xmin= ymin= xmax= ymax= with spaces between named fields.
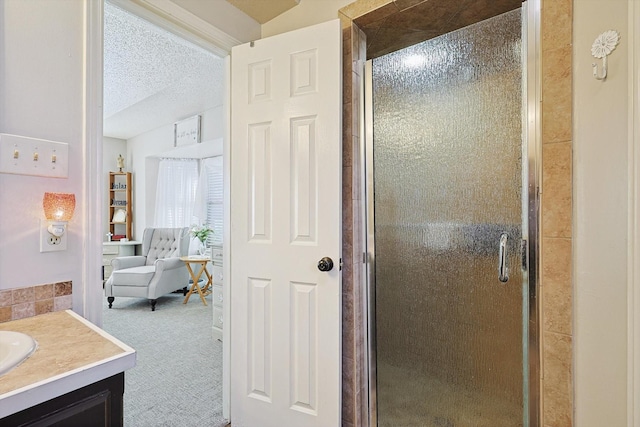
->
xmin=43 ymin=192 xmax=76 ymax=221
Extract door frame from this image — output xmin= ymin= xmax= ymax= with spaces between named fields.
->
xmin=82 ymin=0 xmax=241 ymax=420
xmin=362 ymin=1 xmax=542 ymax=425
xmin=629 ymin=0 xmax=640 ymax=424
xmin=524 ymin=2 xmax=542 ymax=424
xmin=84 ymin=1 xmax=242 ymax=324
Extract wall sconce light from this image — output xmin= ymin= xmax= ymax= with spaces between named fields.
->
xmin=41 ymin=192 xmax=75 ymax=252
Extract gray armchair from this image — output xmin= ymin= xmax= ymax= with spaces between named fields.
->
xmin=105 ymin=227 xmax=190 ymax=311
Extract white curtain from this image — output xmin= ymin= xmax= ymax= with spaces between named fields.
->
xmin=153 ymin=158 xmax=199 ymax=227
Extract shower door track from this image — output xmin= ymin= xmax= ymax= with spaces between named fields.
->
xmin=362 ymin=1 xmax=541 ymax=425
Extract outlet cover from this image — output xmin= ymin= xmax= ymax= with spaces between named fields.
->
xmin=40 ymin=220 xmax=67 ymax=252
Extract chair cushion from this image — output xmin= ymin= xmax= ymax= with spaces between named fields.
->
xmin=145 ymin=228 xmax=185 ymax=265
xmin=110 ymin=265 xmax=156 ymax=287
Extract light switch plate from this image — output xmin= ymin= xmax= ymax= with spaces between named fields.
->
xmin=0 ymin=133 xmax=69 ymax=178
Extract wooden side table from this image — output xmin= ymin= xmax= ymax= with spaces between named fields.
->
xmin=180 ymin=256 xmax=213 ymax=306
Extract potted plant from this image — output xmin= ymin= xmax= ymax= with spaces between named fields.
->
xmin=190 ymin=224 xmax=214 ymax=256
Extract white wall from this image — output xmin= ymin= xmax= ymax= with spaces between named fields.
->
xmin=261 ymin=0 xmax=352 ymax=38
xmin=573 ymin=0 xmax=630 ymax=424
xmin=0 ymin=0 xmax=86 ymax=309
xmin=170 ymin=0 xmax=261 ymax=43
xmin=125 ymin=105 xmax=224 ymax=239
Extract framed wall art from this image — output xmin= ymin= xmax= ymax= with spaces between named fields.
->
xmin=174 ymin=115 xmax=201 ymax=146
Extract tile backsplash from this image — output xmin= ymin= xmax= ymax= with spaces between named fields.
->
xmin=0 ymin=281 xmax=72 ymax=323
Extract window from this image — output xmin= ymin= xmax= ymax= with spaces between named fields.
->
xmin=153 ymin=156 xmax=222 ymax=248
xmin=201 ymin=156 xmax=223 ymax=245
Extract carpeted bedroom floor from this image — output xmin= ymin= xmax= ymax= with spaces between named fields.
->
xmin=102 ymin=292 xmax=227 ymax=427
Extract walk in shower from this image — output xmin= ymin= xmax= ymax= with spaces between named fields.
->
xmin=365 ymin=6 xmax=538 ymax=426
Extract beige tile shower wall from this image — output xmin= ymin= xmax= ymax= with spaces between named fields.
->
xmin=0 ymin=281 xmax=73 ymax=323
xmin=339 ymin=0 xmax=574 ymax=426
xmin=340 ymin=13 xmax=368 ymax=427
xmin=541 ymin=0 xmax=573 ymax=425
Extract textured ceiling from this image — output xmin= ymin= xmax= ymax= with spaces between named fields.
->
xmin=104 ymin=2 xmax=224 ymax=140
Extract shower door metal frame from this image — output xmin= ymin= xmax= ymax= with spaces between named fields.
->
xmin=363 ymin=1 xmax=541 ymax=425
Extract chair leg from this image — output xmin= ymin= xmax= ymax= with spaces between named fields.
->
xmin=150 ymin=299 xmax=157 ymax=311
xmin=107 ymin=297 xmax=114 ymax=309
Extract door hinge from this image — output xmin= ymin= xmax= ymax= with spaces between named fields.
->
xmin=521 ymin=239 xmax=528 ymax=270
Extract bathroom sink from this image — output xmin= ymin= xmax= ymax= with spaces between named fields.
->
xmin=0 ymin=331 xmax=37 ymax=376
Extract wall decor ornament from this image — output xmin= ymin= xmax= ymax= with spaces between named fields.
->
xmin=112 ymin=208 xmax=126 ymax=223
xmin=591 ymin=30 xmax=620 ymax=81
xmin=190 ymin=223 xmax=213 ymax=256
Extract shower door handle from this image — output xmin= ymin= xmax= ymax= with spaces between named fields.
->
xmin=498 ymin=233 xmax=509 ymax=283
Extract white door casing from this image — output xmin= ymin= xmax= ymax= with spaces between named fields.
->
xmin=230 ymin=19 xmax=342 ymax=427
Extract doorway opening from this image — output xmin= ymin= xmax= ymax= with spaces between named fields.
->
xmin=101 ymin=1 xmax=227 ymax=425
xmin=363 ymin=4 xmax=540 ymax=426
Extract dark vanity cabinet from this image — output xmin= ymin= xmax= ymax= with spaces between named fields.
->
xmin=0 ymin=373 xmax=124 ymax=427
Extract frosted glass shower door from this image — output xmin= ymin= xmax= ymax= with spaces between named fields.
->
xmin=369 ymin=10 xmax=526 ymax=427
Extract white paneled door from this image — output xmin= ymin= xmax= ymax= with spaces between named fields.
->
xmin=230 ymin=19 xmax=342 ymax=427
